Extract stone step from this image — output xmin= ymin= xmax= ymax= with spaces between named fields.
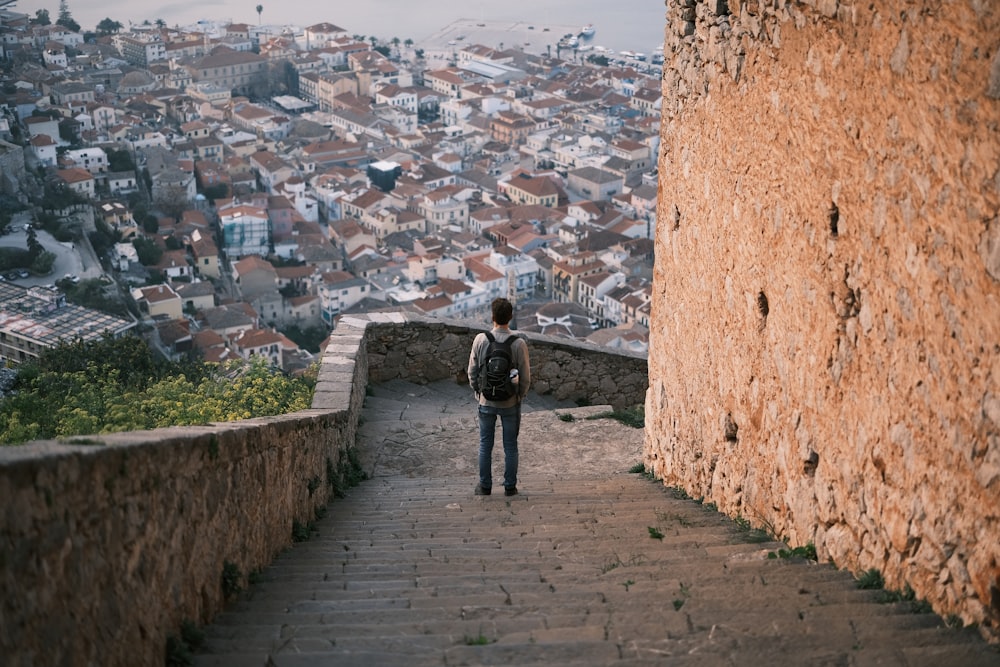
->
xmin=256 ymin=551 xmax=862 ymax=595
xmin=191 ymin=379 xmax=997 ymax=666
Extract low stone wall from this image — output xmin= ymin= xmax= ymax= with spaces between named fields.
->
xmin=356 ymin=313 xmax=648 ymax=410
xmin=0 ymin=314 xmax=647 ymax=665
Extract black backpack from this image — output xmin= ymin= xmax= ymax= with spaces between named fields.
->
xmin=480 ymin=332 xmax=518 ymax=401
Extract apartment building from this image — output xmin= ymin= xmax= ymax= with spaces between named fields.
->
xmin=62 ymin=147 xmax=108 ymax=176
xmin=187 ymin=48 xmax=267 ymax=95
xmin=317 ymin=270 xmax=369 ymax=324
xmin=112 ymin=33 xmax=166 ymax=67
xmin=0 ymin=284 xmax=135 ymax=366
xmin=501 ymin=173 xmax=560 ymax=208
xmin=56 ymin=167 xmax=95 ymax=198
xmin=419 ymin=189 xmax=469 ymax=234
xmin=552 ymin=251 xmax=607 ymax=304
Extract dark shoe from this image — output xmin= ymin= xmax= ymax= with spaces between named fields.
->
xmin=504 ymin=487 xmax=518 ymax=496
xmin=475 ymin=484 xmax=491 ymax=496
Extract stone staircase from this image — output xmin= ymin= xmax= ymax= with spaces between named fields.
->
xmin=191 ymin=380 xmax=997 ymax=666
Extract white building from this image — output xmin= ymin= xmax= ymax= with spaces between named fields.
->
xmin=485 ymin=246 xmax=538 ymax=300
xmin=317 ymin=270 xmax=370 ymax=324
xmin=63 ymin=147 xmax=108 ymax=176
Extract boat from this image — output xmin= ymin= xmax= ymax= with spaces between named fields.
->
xmin=580 ymin=24 xmax=595 ymax=37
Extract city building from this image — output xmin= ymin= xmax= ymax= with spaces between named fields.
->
xmin=0 ymin=284 xmax=135 ymax=365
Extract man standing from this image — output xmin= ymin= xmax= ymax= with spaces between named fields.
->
xmin=468 ymin=297 xmax=531 ymax=497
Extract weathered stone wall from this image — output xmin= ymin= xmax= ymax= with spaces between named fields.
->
xmin=648 ymin=0 xmax=1000 ymax=639
xmin=0 ymin=314 xmax=646 ymax=665
xmin=0 ymin=139 xmax=27 ymax=197
xmin=357 ymin=313 xmax=648 ymax=410
xmin=0 ymin=379 xmax=363 ymax=667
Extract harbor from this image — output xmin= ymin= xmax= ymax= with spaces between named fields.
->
xmin=417 ymin=18 xmax=599 ymax=60
xmin=414 ymin=18 xmax=664 ymax=72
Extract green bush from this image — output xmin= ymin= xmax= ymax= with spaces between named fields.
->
xmin=0 ymin=337 xmax=316 ymax=445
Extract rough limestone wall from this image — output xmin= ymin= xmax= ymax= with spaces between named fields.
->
xmin=648 ymin=0 xmax=1000 ymax=637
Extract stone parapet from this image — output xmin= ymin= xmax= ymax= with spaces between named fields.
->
xmin=0 ymin=315 xmax=646 ymax=665
xmin=361 ymin=313 xmax=648 ymax=411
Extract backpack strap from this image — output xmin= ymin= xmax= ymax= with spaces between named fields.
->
xmin=478 ymin=331 xmax=495 ymax=375
xmin=484 ymin=331 xmax=518 ymax=344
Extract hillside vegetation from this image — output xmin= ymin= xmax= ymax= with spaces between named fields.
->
xmin=0 ymin=336 xmax=315 ymax=445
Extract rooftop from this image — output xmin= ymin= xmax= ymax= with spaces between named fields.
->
xmin=0 ymin=283 xmax=134 ymax=346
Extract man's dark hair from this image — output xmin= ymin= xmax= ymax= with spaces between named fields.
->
xmin=491 ymin=297 xmax=513 ymax=326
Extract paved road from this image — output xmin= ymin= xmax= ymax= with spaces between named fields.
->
xmin=0 ymin=210 xmax=99 ymax=288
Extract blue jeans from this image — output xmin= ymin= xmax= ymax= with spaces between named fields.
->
xmin=478 ymin=404 xmax=520 ymax=490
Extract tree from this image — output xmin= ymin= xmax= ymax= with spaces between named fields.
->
xmin=106 ymin=148 xmax=135 ymax=172
xmin=88 ymin=220 xmax=121 ymax=264
xmin=200 ymin=183 xmax=230 ymax=201
xmin=280 ymin=324 xmax=329 ymax=354
xmin=281 ymin=60 xmax=299 ymax=96
xmin=153 ymin=184 xmax=190 ymax=222
xmin=96 ymin=18 xmax=123 ymax=35
xmin=61 ymin=279 xmax=128 ymax=318
xmin=369 ymin=36 xmax=378 ymax=49
xmin=29 ymin=251 xmax=55 ymax=276
xmin=39 ymin=180 xmax=85 ymax=212
xmin=26 ymin=226 xmax=43 ymax=259
xmin=404 ymin=38 xmax=413 ymax=49
xmin=56 ymin=0 xmax=80 ymax=33
xmin=256 ymin=4 xmax=263 ymax=24
xmin=154 ymin=18 xmax=166 ymax=29
xmin=132 ymin=236 xmax=162 ymax=266
xmin=33 ymin=9 xmax=51 ymax=25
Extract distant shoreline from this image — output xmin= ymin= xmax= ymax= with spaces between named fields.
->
xmin=13 ymin=0 xmax=667 ymax=54
xmin=417 ymin=18 xmax=582 ymax=54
